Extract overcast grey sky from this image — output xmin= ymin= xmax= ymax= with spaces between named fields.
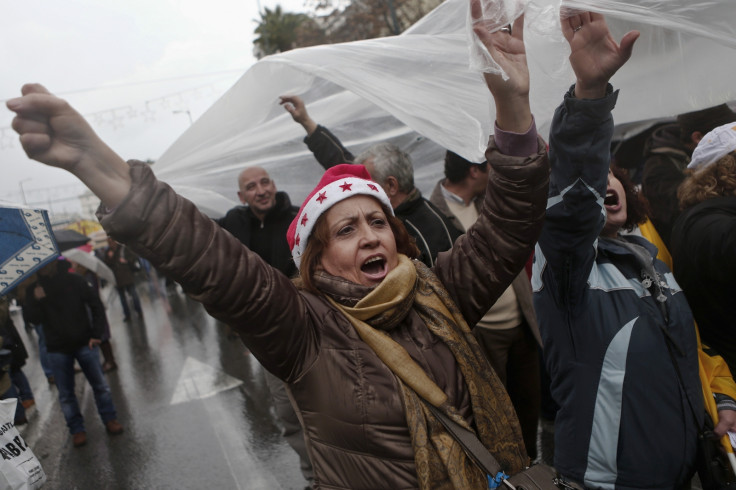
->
xmin=1 ymin=0 xmax=308 ymax=209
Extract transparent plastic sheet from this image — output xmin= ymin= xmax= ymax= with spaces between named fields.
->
xmin=154 ymin=0 xmax=736 ymax=217
xmin=467 ymin=0 xmax=527 ymax=78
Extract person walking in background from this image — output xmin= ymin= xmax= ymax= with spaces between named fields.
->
xmin=103 ymin=238 xmax=143 ymax=322
xmin=0 ymin=297 xmax=34 ymax=425
xmin=16 ymin=280 xmax=55 ymax=385
xmin=23 ymin=260 xmax=124 ymax=448
xmin=71 ymin=261 xmax=118 ymax=372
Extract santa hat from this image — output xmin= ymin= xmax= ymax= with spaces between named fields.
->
xmin=688 ymin=121 xmax=736 ymax=170
xmin=287 ymin=164 xmax=393 ymax=271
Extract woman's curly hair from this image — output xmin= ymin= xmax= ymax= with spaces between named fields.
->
xmin=678 ymin=151 xmax=736 ymax=210
xmin=611 ymin=164 xmax=650 ymax=232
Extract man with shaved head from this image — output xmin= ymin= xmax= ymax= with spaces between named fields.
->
xmin=216 ymin=166 xmax=298 ymax=278
xmin=216 ymin=166 xmax=314 ymax=488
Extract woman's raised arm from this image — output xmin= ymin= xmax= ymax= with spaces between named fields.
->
xmin=471 ymin=4 xmax=531 ymax=133
xmin=562 ymin=11 xmax=639 ymax=99
xmin=7 ymin=83 xmax=132 ymax=208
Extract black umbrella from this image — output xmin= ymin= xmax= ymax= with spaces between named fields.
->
xmin=52 ymin=229 xmax=90 ymax=252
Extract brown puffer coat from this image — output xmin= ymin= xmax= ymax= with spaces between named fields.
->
xmin=98 ymin=136 xmax=549 ymax=489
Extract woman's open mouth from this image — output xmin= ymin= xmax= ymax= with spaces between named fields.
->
xmin=361 ymin=256 xmax=387 ymax=280
xmin=604 ymin=189 xmax=621 ymax=211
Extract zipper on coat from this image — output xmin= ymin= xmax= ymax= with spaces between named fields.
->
xmin=563 ymin=255 xmax=576 ymax=357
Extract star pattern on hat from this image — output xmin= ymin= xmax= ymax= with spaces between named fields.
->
xmin=289 ymin=165 xmax=394 ymax=271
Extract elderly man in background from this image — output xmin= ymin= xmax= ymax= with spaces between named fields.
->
xmin=281 ymin=95 xmax=463 ymax=268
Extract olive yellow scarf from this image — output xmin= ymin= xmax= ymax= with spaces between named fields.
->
xmin=327 ymin=255 xmax=527 ymax=489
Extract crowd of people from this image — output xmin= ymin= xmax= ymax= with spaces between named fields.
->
xmin=3 ymin=5 xmax=736 ymax=490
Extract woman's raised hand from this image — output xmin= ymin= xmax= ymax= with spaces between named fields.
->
xmin=280 ymin=95 xmax=318 ymax=136
xmin=561 ymin=12 xmax=639 ymax=99
xmin=471 ymin=3 xmax=531 ymax=133
xmin=8 ymin=84 xmax=100 ymax=172
xmin=7 ymin=83 xmax=132 ymax=208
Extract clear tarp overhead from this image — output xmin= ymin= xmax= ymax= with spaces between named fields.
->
xmin=154 ymin=0 xmax=736 ymax=217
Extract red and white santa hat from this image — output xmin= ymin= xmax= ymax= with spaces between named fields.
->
xmin=287 ymin=164 xmax=393 ymax=271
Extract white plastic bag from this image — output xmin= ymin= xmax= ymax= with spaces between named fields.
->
xmin=0 ymin=399 xmax=46 ymax=490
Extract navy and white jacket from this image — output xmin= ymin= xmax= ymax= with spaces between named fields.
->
xmin=532 ymin=88 xmax=703 ymax=489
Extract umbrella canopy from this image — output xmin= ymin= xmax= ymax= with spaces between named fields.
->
xmin=62 ymin=248 xmax=116 ymax=286
xmin=53 ymin=229 xmax=91 ymax=252
xmin=0 ymin=205 xmax=59 ymax=296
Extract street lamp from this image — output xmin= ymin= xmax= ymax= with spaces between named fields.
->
xmin=173 ymin=110 xmax=193 ymax=126
xmin=19 ymin=178 xmax=31 ymax=205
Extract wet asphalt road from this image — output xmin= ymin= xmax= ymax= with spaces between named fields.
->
xmin=12 ymin=278 xmax=308 ymax=490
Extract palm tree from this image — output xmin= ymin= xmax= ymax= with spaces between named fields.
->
xmin=254 ymin=6 xmax=324 ymax=58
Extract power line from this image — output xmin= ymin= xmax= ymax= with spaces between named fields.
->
xmin=0 ymin=68 xmax=247 ymax=103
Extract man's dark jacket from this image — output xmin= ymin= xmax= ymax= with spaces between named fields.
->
xmin=671 ymin=196 xmax=736 ymax=373
xmin=305 ymin=125 xmax=463 ymax=267
xmin=0 ymin=299 xmax=28 ymax=370
xmin=24 ymin=263 xmax=106 ymax=354
xmin=103 ymin=244 xmax=139 ymax=287
xmin=215 ymin=191 xmax=298 ymax=278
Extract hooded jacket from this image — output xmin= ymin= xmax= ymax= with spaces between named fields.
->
xmin=533 ymin=88 xmax=702 ymax=489
xmin=96 ymin=134 xmax=548 ymax=489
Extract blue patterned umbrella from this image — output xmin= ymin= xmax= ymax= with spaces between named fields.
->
xmin=0 ymin=205 xmax=59 ymax=296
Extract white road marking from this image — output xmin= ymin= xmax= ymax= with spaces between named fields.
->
xmin=170 ymin=356 xmax=243 ymax=405
xmin=172 ymin=356 xmax=281 ymax=489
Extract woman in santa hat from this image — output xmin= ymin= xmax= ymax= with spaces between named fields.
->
xmin=6 ymin=13 xmax=556 ymax=489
